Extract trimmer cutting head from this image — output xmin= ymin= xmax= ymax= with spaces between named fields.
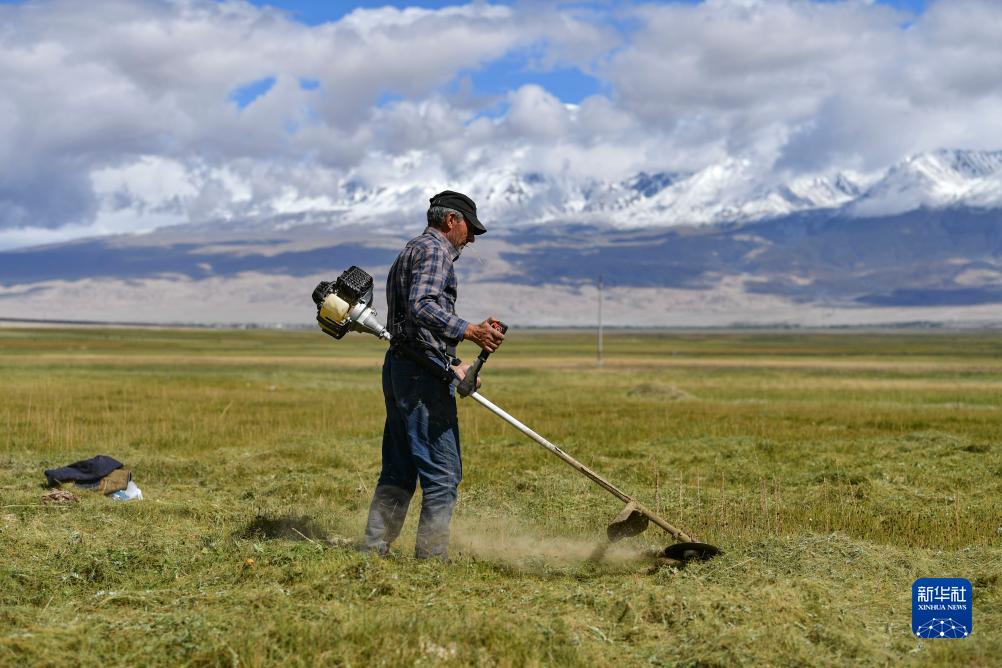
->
xmin=663 ymin=542 xmax=721 ymax=562
xmin=608 ymin=501 xmax=722 ymax=563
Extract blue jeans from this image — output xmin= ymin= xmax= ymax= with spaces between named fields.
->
xmin=363 ymin=349 xmax=462 ymax=559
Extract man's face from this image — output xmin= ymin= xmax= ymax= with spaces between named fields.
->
xmin=445 ymin=213 xmax=475 ymax=251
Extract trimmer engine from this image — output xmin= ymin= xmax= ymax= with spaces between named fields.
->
xmin=312 ymin=266 xmax=391 ymax=341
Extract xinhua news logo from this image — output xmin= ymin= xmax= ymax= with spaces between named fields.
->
xmin=912 ymin=578 xmax=973 ymax=638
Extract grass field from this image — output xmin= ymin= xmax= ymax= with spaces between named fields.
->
xmin=1 ymin=326 xmax=1000 ymax=666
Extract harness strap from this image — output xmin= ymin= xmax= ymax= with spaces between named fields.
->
xmin=391 ymin=343 xmax=457 ymax=386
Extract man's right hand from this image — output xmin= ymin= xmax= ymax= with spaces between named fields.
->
xmin=464 ymin=318 xmax=505 ymax=353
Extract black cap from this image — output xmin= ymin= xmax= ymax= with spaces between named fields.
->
xmin=429 ymin=190 xmax=487 ymax=235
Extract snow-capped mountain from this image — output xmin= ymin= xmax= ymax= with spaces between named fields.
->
xmin=850 ymin=150 xmax=1002 ymax=217
xmin=313 ymin=149 xmax=1002 ymax=231
xmin=2 ymin=149 xmax=1001 ymax=328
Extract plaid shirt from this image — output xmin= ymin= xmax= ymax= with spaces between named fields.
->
xmin=386 ymin=226 xmax=470 ymax=367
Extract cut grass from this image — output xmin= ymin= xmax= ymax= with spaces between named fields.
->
xmin=1 ymin=327 xmax=1000 ymax=666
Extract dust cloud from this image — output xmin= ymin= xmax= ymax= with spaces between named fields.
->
xmin=450 ymin=515 xmax=655 ymax=569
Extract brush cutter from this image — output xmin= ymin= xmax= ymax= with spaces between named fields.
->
xmin=312 ymin=267 xmax=720 ymax=562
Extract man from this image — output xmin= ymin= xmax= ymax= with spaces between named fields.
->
xmin=362 ymin=190 xmax=505 ymax=560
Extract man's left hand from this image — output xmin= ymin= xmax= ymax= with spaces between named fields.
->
xmin=453 ymin=362 xmax=482 ymax=390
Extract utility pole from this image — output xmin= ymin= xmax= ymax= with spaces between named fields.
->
xmin=597 ymin=275 xmax=604 ymax=368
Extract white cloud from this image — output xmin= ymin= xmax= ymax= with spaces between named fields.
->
xmin=1 ymin=0 xmax=1001 ymax=248
xmin=505 ymin=85 xmax=570 ymax=139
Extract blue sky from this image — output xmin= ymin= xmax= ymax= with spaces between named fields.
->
xmin=5 ymin=0 xmax=1001 ymax=250
xmin=245 ymin=0 xmax=931 ymax=103
xmin=0 ymin=0 xmax=939 ymax=107
xmin=248 ymin=0 xmax=931 ymax=24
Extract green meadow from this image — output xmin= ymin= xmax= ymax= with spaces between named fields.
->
xmin=1 ymin=327 xmax=1000 ymax=666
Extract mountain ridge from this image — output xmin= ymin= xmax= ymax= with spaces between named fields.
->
xmin=259 ymin=148 xmax=1002 ymax=232
xmin=1 ymin=149 xmax=1000 ymax=327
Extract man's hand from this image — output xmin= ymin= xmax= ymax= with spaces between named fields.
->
xmin=452 ymin=362 xmax=482 ymax=390
xmin=464 ymin=318 xmax=505 ymax=353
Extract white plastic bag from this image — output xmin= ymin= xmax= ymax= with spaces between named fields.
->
xmin=110 ymin=480 xmax=143 ymax=501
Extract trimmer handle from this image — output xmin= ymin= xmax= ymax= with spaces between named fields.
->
xmin=477 ymin=319 xmax=508 ymax=361
xmin=457 ymin=319 xmax=507 ymax=397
